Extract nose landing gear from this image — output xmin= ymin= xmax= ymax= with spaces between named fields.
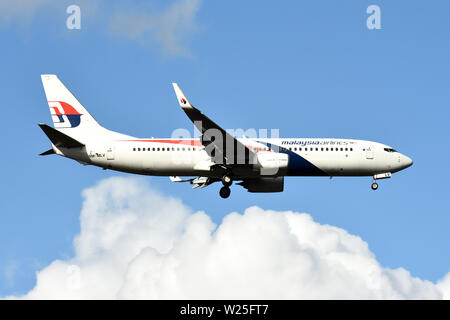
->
xmin=371 ymin=172 xmax=391 ymax=191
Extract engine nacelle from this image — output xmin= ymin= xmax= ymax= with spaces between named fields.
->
xmin=255 ymin=152 xmax=289 ymax=175
xmin=238 ymin=177 xmax=284 ymax=193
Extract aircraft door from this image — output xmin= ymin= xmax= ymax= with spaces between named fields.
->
xmin=106 ymin=145 xmax=115 ymax=160
xmin=366 ymin=146 xmax=374 ymax=159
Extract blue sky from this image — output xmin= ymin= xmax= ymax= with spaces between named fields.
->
xmin=1 ymin=0 xmax=449 ymax=296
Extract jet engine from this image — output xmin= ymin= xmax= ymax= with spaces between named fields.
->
xmin=254 ymin=152 xmax=289 ymax=175
xmin=238 ymin=177 xmax=284 ymax=193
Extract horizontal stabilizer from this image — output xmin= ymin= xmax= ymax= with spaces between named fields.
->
xmin=38 ymin=124 xmax=85 ymax=148
xmin=39 ymin=148 xmax=56 ymax=156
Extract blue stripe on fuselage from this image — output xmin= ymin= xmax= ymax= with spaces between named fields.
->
xmin=256 ymin=141 xmax=327 ymax=176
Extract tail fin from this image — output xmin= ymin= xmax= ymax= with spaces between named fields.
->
xmin=41 ymin=75 xmax=102 ymax=134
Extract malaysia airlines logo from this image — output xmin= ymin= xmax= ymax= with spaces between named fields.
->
xmin=48 ymin=101 xmax=82 ymax=128
xmin=180 ymin=98 xmax=187 ymax=104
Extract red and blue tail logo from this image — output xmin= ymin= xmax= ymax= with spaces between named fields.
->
xmin=48 ymin=101 xmax=82 ymax=128
xmin=180 ymin=98 xmax=187 ymax=104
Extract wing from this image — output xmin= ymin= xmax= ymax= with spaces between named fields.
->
xmin=172 ymin=83 xmax=256 ymax=167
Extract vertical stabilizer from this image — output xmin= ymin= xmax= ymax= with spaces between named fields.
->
xmin=41 ymin=75 xmax=101 ymax=131
xmin=40 ymin=75 xmax=137 ymax=143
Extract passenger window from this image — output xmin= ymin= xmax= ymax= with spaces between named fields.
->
xmin=152 ymin=148 xmax=155 ymax=151
xmin=133 ymin=148 xmax=136 ymax=151
xmin=345 ymin=148 xmax=348 ymax=151
xmin=326 ymin=148 xmax=329 ymax=151
xmin=340 ymin=148 xmax=343 ymax=151
xmin=138 ymin=148 xmax=141 ymax=151
xmin=157 ymin=148 xmax=160 ymax=151
xmin=321 ymin=148 xmax=324 ymax=151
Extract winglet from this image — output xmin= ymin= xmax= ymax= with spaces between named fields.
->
xmin=172 ymin=83 xmax=193 ymax=109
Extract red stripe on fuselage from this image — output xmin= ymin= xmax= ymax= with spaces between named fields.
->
xmin=119 ymin=139 xmax=203 ymax=146
xmin=118 ymin=139 xmax=273 ymax=152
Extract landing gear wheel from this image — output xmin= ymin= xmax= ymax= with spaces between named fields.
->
xmin=371 ymin=182 xmax=378 ymax=190
xmin=222 ymin=174 xmax=233 ymax=187
xmin=219 ymin=186 xmax=231 ymax=199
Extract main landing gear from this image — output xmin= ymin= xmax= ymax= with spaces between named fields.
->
xmin=219 ymin=174 xmax=233 ymax=199
xmin=220 ymin=186 xmax=231 ymax=199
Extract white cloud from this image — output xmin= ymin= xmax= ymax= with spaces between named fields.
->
xmin=0 ymin=0 xmax=54 ymax=25
xmin=3 ymin=177 xmax=447 ymax=299
xmin=437 ymin=272 xmax=450 ymax=299
xmin=0 ymin=0 xmax=202 ymax=56
xmin=109 ymin=0 xmax=202 ymax=56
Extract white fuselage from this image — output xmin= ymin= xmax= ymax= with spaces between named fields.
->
xmin=57 ymin=137 xmax=413 ymax=179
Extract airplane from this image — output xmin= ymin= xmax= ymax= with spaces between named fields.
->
xmin=38 ymin=75 xmax=413 ymax=199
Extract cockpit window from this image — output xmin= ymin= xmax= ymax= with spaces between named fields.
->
xmin=384 ymin=148 xmax=397 ymax=153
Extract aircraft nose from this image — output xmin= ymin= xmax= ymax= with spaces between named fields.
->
xmin=402 ymin=155 xmax=413 ymax=169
